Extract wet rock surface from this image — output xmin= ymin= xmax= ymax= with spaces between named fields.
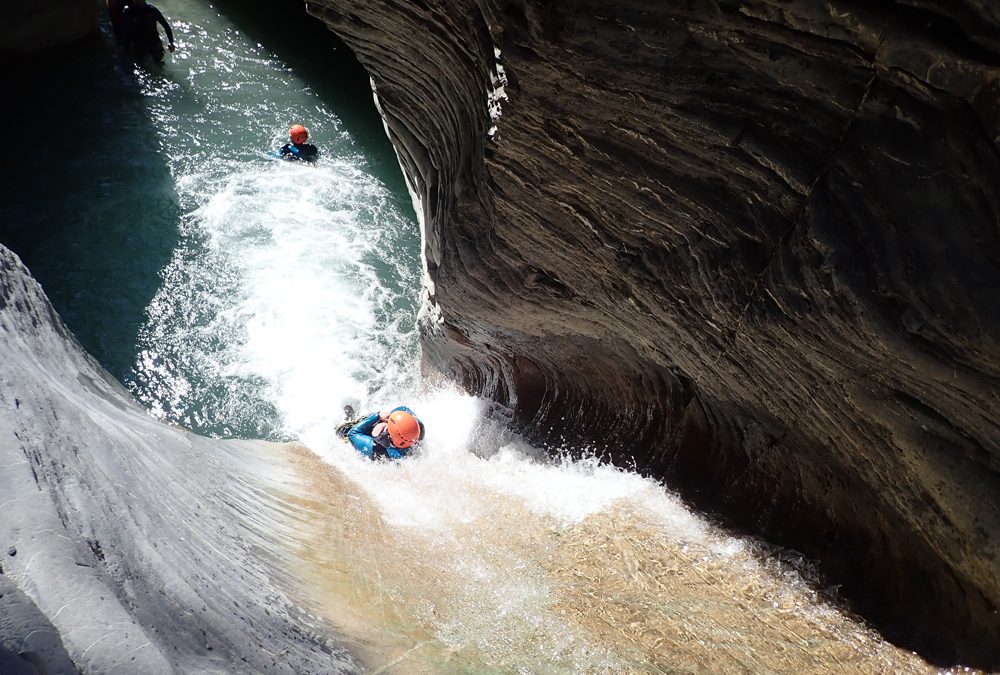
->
xmin=0 ymin=245 xmax=354 ymax=673
xmin=307 ymin=0 xmax=1000 ymax=666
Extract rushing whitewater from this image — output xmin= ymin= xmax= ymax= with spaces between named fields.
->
xmin=0 ymin=1 xmax=954 ymax=673
xmin=122 ymin=11 xmax=420 ymax=441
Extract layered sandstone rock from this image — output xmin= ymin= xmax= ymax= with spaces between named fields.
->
xmin=306 ymin=0 xmax=1000 ymax=665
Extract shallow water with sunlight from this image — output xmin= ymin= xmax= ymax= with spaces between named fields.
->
xmin=123 ymin=0 xmax=420 ymax=438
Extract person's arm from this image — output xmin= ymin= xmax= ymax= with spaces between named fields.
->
xmin=347 ymin=412 xmax=380 ymax=459
xmin=151 ymin=6 xmax=175 ymax=49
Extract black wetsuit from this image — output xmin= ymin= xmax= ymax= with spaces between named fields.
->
xmin=122 ymin=3 xmax=174 ymax=62
xmin=278 ymin=143 xmax=319 ymax=162
xmin=108 ymin=0 xmax=126 ymax=42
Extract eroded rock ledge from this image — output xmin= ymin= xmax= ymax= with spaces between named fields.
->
xmin=307 ymin=0 xmax=1000 ymax=665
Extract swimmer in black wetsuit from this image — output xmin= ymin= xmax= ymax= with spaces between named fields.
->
xmin=278 ymin=124 xmax=319 ymax=162
xmin=122 ymin=0 xmax=175 ymax=62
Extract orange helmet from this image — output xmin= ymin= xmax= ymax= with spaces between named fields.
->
xmin=289 ymin=124 xmax=308 ymax=144
xmin=386 ymin=410 xmax=421 ymax=448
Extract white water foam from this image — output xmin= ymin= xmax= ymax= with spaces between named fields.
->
xmin=134 ymin=148 xmax=420 ymax=438
xmin=198 ymin=159 xmax=417 ymax=437
xmin=487 ymin=46 xmax=509 ymax=138
xmin=128 ymin=8 xmax=420 ymax=439
xmin=320 ymin=387 xmax=723 ymax=555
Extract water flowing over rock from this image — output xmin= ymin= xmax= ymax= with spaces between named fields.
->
xmin=306 ymin=0 xmax=1000 ymax=665
xmin=0 ymin=245 xmax=354 ymax=673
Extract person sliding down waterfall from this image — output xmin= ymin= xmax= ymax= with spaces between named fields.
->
xmin=277 ymin=124 xmax=319 ymax=162
xmin=336 ymin=405 xmax=424 ymax=460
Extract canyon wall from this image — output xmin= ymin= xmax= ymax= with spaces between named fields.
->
xmin=0 ymin=0 xmax=96 ymax=53
xmin=306 ymin=0 xmax=1000 ymax=665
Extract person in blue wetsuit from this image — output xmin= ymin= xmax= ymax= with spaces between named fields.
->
xmin=339 ymin=406 xmax=424 ymax=460
xmin=278 ymin=124 xmax=319 ymax=162
xmin=121 ymin=0 xmax=176 ymax=62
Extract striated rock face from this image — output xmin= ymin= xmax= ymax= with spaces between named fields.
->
xmin=306 ymin=0 xmax=1000 ymax=665
xmin=0 ymin=245 xmax=354 ymax=673
xmin=0 ymin=0 xmax=97 ymax=53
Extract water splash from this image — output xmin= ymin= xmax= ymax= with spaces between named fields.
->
xmin=285 ymin=389 xmax=932 ymax=673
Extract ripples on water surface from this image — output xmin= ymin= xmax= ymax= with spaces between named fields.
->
xmin=273 ymin=391 xmax=933 ymax=673
xmin=125 ymin=3 xmax=420 ymax=438
xmin=4 ymin=0 xmax=955 ymax=671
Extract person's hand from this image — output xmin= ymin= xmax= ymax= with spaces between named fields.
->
xmin=168 ymin=42 xmax=176 ymax=53
xmin=378 ymin=409 xmax=391 ymax=421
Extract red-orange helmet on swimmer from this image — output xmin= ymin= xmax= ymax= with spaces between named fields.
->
xmin=386 ymin=410 xmax=421 ymax=448
xmin=289 ymin=124 xmax=308 ymax=144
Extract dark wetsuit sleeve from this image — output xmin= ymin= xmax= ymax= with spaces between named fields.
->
xmin=151 ymin=6 xmax=174 ymax=43
xmin=279 ymin=144 xmax=318 ymax=161
xmin=347 ymin=413 xmax=380 ymax=459
xmin=382 ymin=446 xmax=403 ymax=460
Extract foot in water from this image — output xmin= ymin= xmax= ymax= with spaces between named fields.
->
xmin=335 ymin=405 xmax=360 ymax=439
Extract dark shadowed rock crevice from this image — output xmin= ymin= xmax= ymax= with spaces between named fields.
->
xmin=306 ymin=0 xmax=1000 ymax=666
xmin=0 ymin=0 xmax=97 ymax=53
